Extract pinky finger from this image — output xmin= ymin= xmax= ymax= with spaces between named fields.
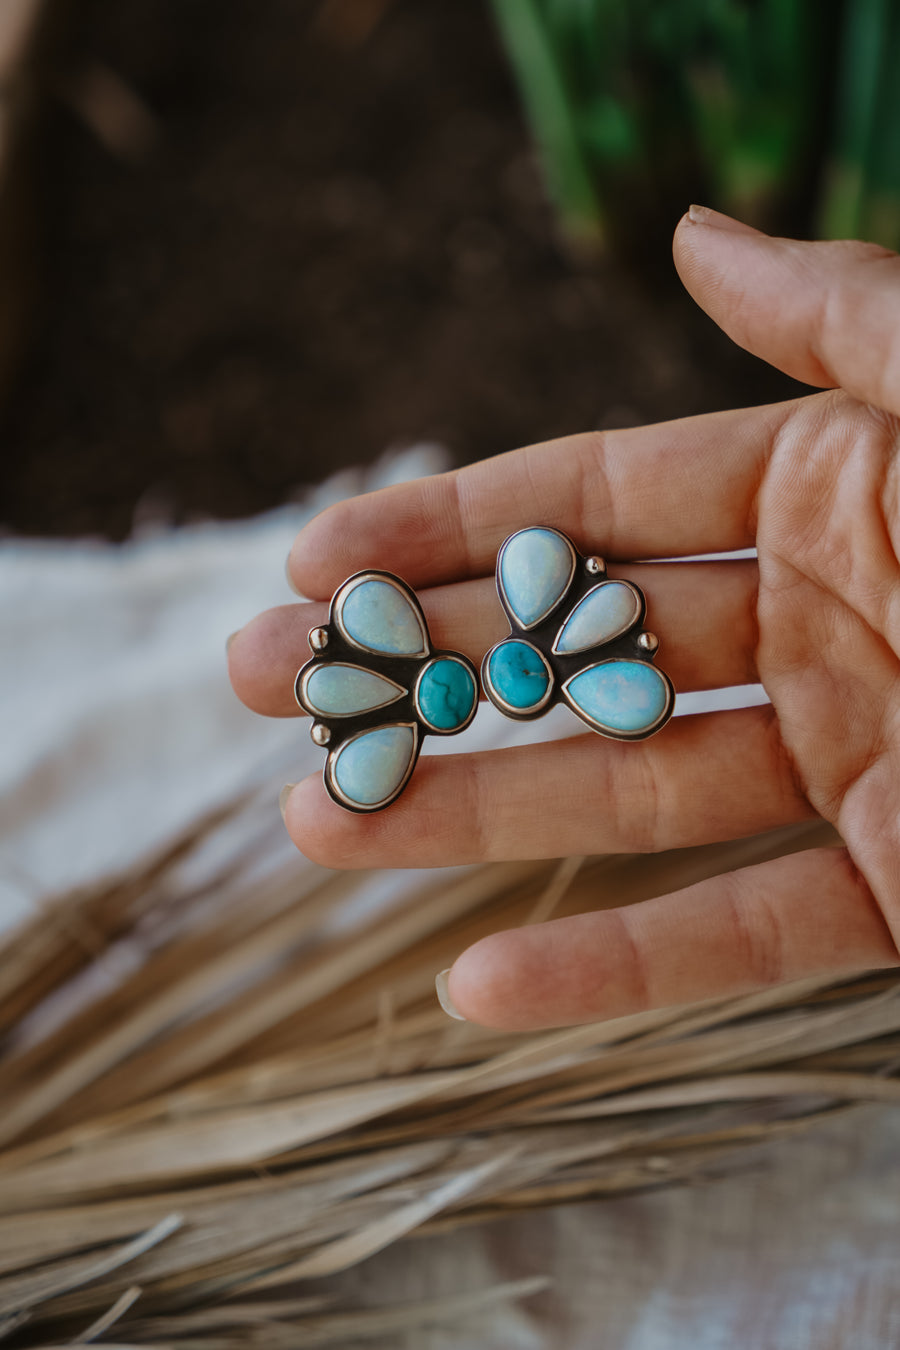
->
xmin=444 ymin=847 xmax=899 ymax=1031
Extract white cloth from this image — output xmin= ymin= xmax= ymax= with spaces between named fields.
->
xmin=0 ymin=451 xmax=451 ymax=918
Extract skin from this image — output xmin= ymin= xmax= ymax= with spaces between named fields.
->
xmin=229 ymin=206 xmax=900 ymax=1030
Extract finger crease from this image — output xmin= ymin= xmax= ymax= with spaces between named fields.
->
xmin=612 ymin=907 xmax=652 ymax=1012
xmin=465 ymin=751 xmax=493 ymax=862
xmin=744 ymin=570 xmax=762 ymax=685
xmin=634 ymin=747 xmax=665 ymax=852
xmin=832 ymin=847 xmax=899 ymax=961
xmin=724 ymin=872 xmax=785 ymax=988
xmin=765 ymin=704 xmax=811 ymax=810
xmin=450 ymin=468 xmax=479 ymax=580
xmin=578 ymin=431 xmax=615 ymax=553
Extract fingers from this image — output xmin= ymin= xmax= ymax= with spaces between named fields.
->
xmin=286 ymin=401 xmax=792 ymax=596
xmin=283 ymin=705 xmax=811 ymax=868
xmin=445 ymin=846 xmax=898 ymax=1030
xmin=673 ymin=207 xmax=900 ymax=415
xmin=228 ymin=559 xmax=760 ymax=716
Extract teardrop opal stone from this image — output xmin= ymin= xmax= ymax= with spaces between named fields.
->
xmin=304 ymin=663 xmax=404 ymax=716
xmin=565 ymin=661 xmax=670 ymax=735
xmin=499 ymin=528 xmax=574 ymax=628
xmin=332 ymin=725 xmax=417 ymax=807
xmin=554 ymin=582 xmax=640 ymax=654
xmin=340 ymin=579 xmax=427 ymax=655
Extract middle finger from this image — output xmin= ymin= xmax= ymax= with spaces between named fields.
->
xmin=229 ymin=559 xmax=759 ymax=718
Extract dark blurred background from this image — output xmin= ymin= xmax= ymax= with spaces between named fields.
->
xmin=2 ymin=0 xmax=896 ymax=540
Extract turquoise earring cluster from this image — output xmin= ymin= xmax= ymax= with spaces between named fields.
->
xmin=295 ymin=528 xmax=674 ymax=812
xmin=482 ymin=527 xmax=674 ymax=739
xmin=294 ymin=572 xmax=478 ymax=812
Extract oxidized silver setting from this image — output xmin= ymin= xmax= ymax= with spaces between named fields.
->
xmin=482 ymin=527 xmax=675 ymax=741
xmin=295 ymin=570 xmax=478 ymax=813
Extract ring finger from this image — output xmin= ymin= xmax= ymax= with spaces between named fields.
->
xmin=283 ymin=703 xmax=811 ymax=868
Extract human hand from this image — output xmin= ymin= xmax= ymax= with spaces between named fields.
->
xmin=229 ymin=207 xmax=900 ymax=1029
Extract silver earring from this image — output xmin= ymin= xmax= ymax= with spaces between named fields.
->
xmin=482 ymin=527 xmax=674 ymax=740
xmin=295 ymin=571 xmax=478 ymax=811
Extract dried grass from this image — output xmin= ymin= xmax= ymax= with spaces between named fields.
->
xmin=0 ymin=787 xmax=897 ymax=1346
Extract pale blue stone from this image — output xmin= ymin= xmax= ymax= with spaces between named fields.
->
xmin=566 ymin=661 xmax=669 ymax=734
xmin=305 ymin=663 xmax=404 ymax=716
xmin=340 ymin=579 xmax=426 ymax=655
xmin=554 ymin=582 xmax=639 ymax=654
xmin=333 ymin=725 xmax=417 ymax=806
xmin=499 ymin=528 xmax=573 ymax=628
xmin=417 ymin=658 xmax=476 ymax=730
xmin=487 ymin=640 xmax=550 ymax=711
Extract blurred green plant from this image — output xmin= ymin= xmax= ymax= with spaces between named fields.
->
xmin=489 ymin=0 xmax=900 ymax=250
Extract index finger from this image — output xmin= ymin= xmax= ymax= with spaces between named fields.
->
xmin=674 ymin=212 xmax=900 ymax=415
xmin=288 ymin=399 xmax=797 ymax=599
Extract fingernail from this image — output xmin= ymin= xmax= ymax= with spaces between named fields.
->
xmin=435 ymin=968 xmax=466 ymax=1022
xmin=279 ymin=784 xmax=297 ymax=820
xmin=687 ymin=204 xmax=760 ymax=235
xmin=285 ymin=551 xmax=302 ymax=597
xmin=226 ymin=630 xmax=240 ymax=655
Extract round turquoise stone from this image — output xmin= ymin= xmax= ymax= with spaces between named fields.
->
xmin=487 ymin=640 xmax=550 ymax=712
xmin=416 ymin=657 xmax=476 ymax=731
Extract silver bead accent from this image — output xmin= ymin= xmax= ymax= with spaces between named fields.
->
xmin=585 ymin=556 xmax=606 ymax=576
xmin=637 ymin=631 xmax=659 ymax=654
xmin=310 ymin=723 xmax=331 ymax=746
xmin=309 ymin=627 xmax=329 ymax=652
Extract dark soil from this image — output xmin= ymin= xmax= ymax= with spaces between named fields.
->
xmin=1 ymin=0 xmax=803 ymax=540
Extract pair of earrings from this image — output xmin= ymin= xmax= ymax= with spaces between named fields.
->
xmin=295 ymin=526 xmax=674 ymax=812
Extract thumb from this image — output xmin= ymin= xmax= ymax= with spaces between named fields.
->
xmin=673 ymin=206 xmax=900 ymax=416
